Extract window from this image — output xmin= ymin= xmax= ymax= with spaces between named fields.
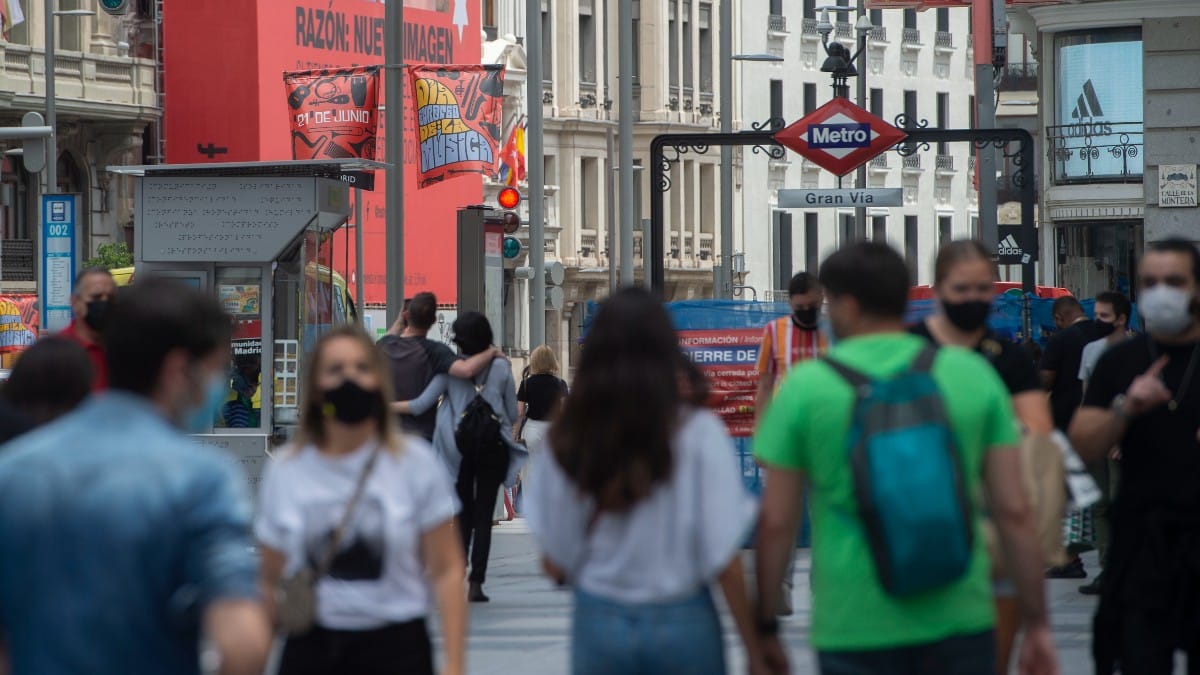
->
xmin=216 ymin=267 xmax=264 ymax=431
xmin=835 ymin=0 xmax=849 ymax=21
xmin=839 ymin=213 xmax=854 ymax=244
xmin=59 ymin=0 xmax=84 ymax=52
xmin=904 ymin=90 xmax=917 ymax=123
xmin=770 ymin=0 xmax=783 ymax=15
xmin=803 ymin=0 xmax=816 ymax=20
xmin=904 ymin=9 xmax=917 ymax=30
xmin=632 ymin=1 xmax=641 ymax=85
xmin=669 ymin=3 xmax=679 ymax=89
xmin=869 ymin=88 xmax=884 ymax=117
xmin=803 ymin=83 xmax=817 ymax=115
xmin=775 ymin=211 xmax=792 ymax=291
xmin=699 ymin=3 xmax=712 ymax=93
xmin=581 ymin=158 xmax=599 ymax=232
xmin=805 ymin=213 xmax=819 ymax=275
xmin=968 ymin=94 xmax=976 ymax=128
xmin=770 ymin=80 xmax=784 ymax=122
xmin=7 ymin=0 xmax=27 ymax=44
xmin=483 ymin=0 xmax=496 ymax=35
xmin=936 ymin=8 xmax=949 ymax=33
xmin=541 ymin=0 xmax=553 ymax=83
xmin=936 ymin=93 xmax=949 ymax=154
xmin=938 ymin=215 xmax=952 ymax=245
xmin=872 ymin=216 xmax=887 ymax=243
xmin=682 ymin=2 xmax=693 ymax=90
xmin=579 ymin=0 xmax=596 ymax=84
xmin=904 ymin=216 xmax=919 ymax=281
xmin=870 ymin=9 xmax=882 ymax=28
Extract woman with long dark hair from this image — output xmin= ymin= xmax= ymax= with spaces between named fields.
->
xmin=525 ymin=288 xmax=763 ymax=674
xmin=256 ymin=326 xmax=466 ymax=675
xmin=1 ymin=336 xmax=94 ymax=439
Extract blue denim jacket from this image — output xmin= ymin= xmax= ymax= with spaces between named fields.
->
xmin=0 ymin=392 xmax=259 ymax=675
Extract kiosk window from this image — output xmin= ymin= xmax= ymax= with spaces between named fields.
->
xmin=216 ymin=267 xmax=263 ymax=430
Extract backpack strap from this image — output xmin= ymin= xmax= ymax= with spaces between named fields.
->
xmin=909 ymin=345 xmax=940 ymax=374
xmin=823 ymin=357 xmax=872 ymax=392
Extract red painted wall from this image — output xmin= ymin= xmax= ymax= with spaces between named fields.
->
xmin=164 ymin=0 xmax=482 ymax=305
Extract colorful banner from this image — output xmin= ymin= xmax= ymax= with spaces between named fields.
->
xmin=408 ymin=64 xmax=505 ymax=188
xmin=678 ymin=328 xmax=765 ymax=438
xmin=284 ymin=65 xmax=380 ymax=163
xmin=0 ymin=294 xmax=38 ymax=355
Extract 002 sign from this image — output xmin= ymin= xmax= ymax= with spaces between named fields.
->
xmin=46 ymin=223 xmax=71 ymax=238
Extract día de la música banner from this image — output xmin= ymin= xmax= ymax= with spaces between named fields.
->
xmin=284 ymin=65 xmax=380 ymax=164
xmin=408 ymin=64 xmax=505 ymax=188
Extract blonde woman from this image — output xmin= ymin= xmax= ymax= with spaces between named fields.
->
xmin=517 ymin=345 xmax=569 ymax=455
xmin=256 ymin=325 xmax=467 ymax=675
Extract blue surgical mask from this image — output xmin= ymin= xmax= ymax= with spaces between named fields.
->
xmin=182 ymin=373 xmax=230 ymax=434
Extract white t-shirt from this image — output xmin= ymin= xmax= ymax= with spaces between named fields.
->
xmin=1078 ymin=337 xmax=1112 ymax=384
xmin=255 ymin=437 xmax=459 ymax=630
xmin=525 ymin=409 xmax=758 ymax=604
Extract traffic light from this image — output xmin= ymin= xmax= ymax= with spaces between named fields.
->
xmin=515 ymin=260 xmax=565 ymax=310
xmin=97 ymin=0 xmax=129 ymax=15
xmin=491 ymin=187 xmax=523 ymax=259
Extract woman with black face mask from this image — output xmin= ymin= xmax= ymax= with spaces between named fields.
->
xmin=255 ymin=326 xmax=467 ymax=675
xmin=910 ymin=240 xmax=1059 ymax=675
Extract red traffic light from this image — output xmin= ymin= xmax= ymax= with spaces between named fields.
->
xmin=498 ymin=187 xmax=521 ymax=210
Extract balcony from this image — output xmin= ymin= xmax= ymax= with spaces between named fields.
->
xmin=579 ymin=229 xmax=599 ymax=261
xmin=0 ymin=238 xmax=33 ymax=282
xmin=902 ymin=28 xmax=921 ymax=50
xmin=0 ymin=44 xmax=157 ymax=119
xmin=836 ymin=21 xmax=853 ymax=40
xmin=1046 ymin=122 xmax=1143 ymax=185
xmin=868 ymin=26 xmax=888 ymax=44
xmin=699 ymin=233 xmax=714 ymax=262
xmin=802 ymin=17 xmax=819 ymax=39
xmin=935 ymin=31 xmax=954 ymax=52
xmin=768 ymin=14 xmax=788 ymax=35
xmin=869 ymin=155 xmax=889 ymax=173
xmin=578 ymin=81 xmax=598 ymax=109
xmin=997 ymin=62 xmax=1038 ymax=92
xmin=902 ymin=154 xmax=923 ymax=172
xmin=936 ymin=154 xmax=955 ymax=174
xmin=968 ymin=154 xmax=977 ymax=172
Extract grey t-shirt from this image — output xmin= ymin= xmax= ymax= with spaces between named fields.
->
xmin=1079 ymin=337 xmax=1112 ymax=385
xmin=525 ymin=409 xmax=758 ymax=604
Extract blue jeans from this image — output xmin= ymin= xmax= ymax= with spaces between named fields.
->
xmin=818 ymin=630 xmax=995 ymax=675
xmin=572 ymin=587 xmax=726 ymax=675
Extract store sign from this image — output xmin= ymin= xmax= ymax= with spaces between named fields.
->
xmin=1159 ymin=164 xmax=1198 ymax=208
xmin=997 ymin=224 xmax=1038 ymax=265
xmin=1055 ymin=35 xmax=1143 ymax=181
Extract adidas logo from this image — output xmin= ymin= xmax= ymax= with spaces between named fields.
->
xmin=998 ymin=235 xmax=1022 ymax=256
xmin=1072 ymin=79 xmax=1104 ymax=119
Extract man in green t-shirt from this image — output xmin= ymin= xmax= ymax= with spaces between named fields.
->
xmin=752 ymin=242 xmax=1056 ymax=675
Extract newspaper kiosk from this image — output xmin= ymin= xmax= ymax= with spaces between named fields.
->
xmin=110 ymin=159 xmax=384 ymax=490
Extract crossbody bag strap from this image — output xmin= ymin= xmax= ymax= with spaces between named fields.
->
xmin=315 ymin=443 xmax=383 ymax=578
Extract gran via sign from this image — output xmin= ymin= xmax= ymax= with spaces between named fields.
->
xmin=777 ymin=188 xmax=903 ymax=208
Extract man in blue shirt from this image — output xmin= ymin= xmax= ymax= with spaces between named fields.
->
xmin=0 ymin=277 xmax=270 ymax=675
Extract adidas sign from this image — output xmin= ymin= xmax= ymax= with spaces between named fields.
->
xmin=997 ymin=235 xmax=1023 ymax=257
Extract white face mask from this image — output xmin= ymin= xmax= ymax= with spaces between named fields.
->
xmin=1139 ymin=285 xmax=1195 ymax=336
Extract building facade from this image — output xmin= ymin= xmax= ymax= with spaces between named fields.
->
xmin=0 ymin=0 xmax=158 ymax=289
xmin=484 ymin=0 xmax=728 ymax=373
xmin=1019 ymin=0 xmax=1200 ymax=299
xmin=739 ymin=2 xmax=979 ymax=296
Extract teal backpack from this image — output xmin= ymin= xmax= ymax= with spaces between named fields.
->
xmin=824 ymin=345 xmax=974 ymax=597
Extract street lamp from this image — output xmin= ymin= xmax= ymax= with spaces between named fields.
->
xmin=44 ymin=5 xmax=96 ymax=195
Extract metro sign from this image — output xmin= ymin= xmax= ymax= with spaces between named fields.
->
xmin=774 ymin=98 xmax=908 ymax=177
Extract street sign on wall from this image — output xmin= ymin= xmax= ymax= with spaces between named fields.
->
xmin=40 ymin=195 xmax=76 ymax=332
xmin=778 ymin=188 xmax=903 ymax=208
xmin=773 ymin=98 xmax=908 ymax=177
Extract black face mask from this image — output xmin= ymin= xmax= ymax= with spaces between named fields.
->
xmin=322 ymin=380 xmax=381 ymax=425
xmin=83 ymin=300 xmax=111 ymax=333
xmin=942 ymin=300 xmax=991 ymax=332
xmin=1094 ymin=320 xmax=1116 ymax=339
xmin=792 ymin=307 xmax=819 ymax=330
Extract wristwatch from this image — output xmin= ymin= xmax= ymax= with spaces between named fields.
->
xmin=756 ymin=615 xmax=780 ymax=636
xmin=1111 ymin=394 xmax=1130 ymax=422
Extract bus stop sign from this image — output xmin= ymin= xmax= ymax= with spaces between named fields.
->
xmin=773 ymin=97 xmax=908 ymax=177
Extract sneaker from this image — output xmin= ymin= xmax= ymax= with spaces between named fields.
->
xmin=1079 ymin=575 xmax=1103 ymax=595
xmin=1046 ymin=558 xmax=1087 ymax=579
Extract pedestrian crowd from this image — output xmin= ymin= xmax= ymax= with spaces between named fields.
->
xmin=0 ymin=236 xmax=1197 ymax=675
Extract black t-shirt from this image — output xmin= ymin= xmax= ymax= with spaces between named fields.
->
xmin=377 ymin=334 xmax=459 ymax=440
xmin=909 ymin=321 xmax=1041 ymax=395
xmin=1083 ymin=335 xmax=1200 ymax=513
xmin=1041 ymin=319 xmax=1102 ymax=431
xmin=517 ymin=373 xmax=568 ymax=421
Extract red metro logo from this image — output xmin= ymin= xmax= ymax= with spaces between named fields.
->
xmin=773 ymin=98 xmax=908 ymax=177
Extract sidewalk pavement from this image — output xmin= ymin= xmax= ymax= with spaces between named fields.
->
xmin=445 ymin=519 xmax=1105 ymax=675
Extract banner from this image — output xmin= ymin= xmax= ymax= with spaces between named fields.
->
xmin=408 ymin=64 xmax=505 ymax=188
xmin=0 ymin=294 xmax=38 ymax=356
xmin=284 ymin=65 xmax=380 ymax=164
xmin=679 ymin=328 xmax=764 ymax=437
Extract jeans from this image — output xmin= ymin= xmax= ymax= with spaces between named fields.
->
xmin=457 ymin=439 xmax=509 ymax=584
xmin=818 ymin=630 xmax=995 ymax=675
xmin=572 ymin=587 xmax=726 ymax=675
xmin=278 ymin=620 xmax=433 ymax=675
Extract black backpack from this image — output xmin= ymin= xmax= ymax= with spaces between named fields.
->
xmin=455 ymin=368 xmax=505 ymax=456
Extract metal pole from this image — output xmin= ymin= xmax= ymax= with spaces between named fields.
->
xmin=606 ymin=125 xmax=617 ymax=292
xmin=526 ymin=0 xmax=546 ymax=346
xmin=973 ymin=0 xmax=998 ymax=250
xmin=718 ymin=0 xmax=733 ymax=299
xmin=384 ymin=0 xmax=405 ymax=326
xmin=45 ymin=3 xmax=56 ymax=195
xmin=617 ymin=0 xmax=634 ymax=288
xmin=853 ymin=1 xmax=867 ymax=240
xmin=354 ymin=191 xmax=365 ymax=327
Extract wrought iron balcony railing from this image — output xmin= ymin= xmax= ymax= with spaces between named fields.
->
xmin=768 ymin=14 xmax=787 ymax=33
xmin=903 ymin=28 xmax=921 ymax=45
xmin=1046 ymin=121 xmax=1143 ymax=184
xmin=935 ymin=31 xmax=954 ymax=49
xmin=997 ymin=62 xmax=1038 ymax=91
